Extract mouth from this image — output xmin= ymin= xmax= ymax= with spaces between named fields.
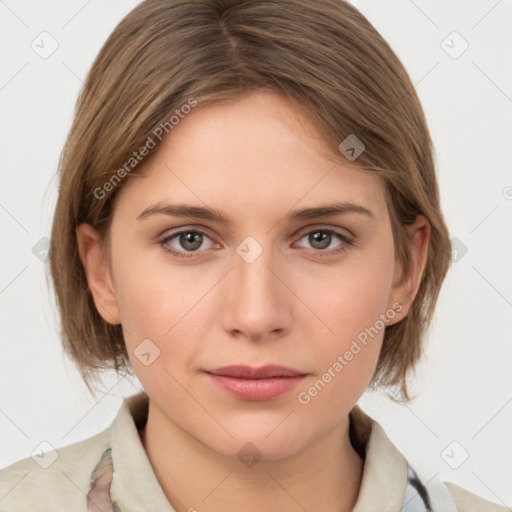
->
xmin=204 ymin=365 xmax=308 ymax=401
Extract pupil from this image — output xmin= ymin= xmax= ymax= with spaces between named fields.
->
xmin=311 ymin=231 xmax=330 ymax=249
xmin=183 ymin=232 xmax=202 ymax=250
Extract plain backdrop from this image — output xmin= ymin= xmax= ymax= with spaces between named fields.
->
xmin=1 ymin=0 xmax=511 ymax=507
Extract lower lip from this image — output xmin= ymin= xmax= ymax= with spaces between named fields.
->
xmin=206 ymin=373 xmax=307 ymax=401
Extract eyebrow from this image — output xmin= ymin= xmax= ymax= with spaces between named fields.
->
xmin=137 ymin=201 xmax=375 ymax=226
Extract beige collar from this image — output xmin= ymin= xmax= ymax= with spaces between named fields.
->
xmin=101 ymin=391 xmax=455 ymax=511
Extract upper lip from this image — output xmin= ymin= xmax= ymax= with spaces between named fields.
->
xmin=205 ymin=365 xmax=306 ymax=379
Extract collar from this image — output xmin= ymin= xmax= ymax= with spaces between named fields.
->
xmin=349 ymin=405 xmax=409 ymax=511
xmin=88 ymin=391 xmax=457 ymax=511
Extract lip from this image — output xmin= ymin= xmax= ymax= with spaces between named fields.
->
xmin=204 ymin=365 xmax=308 ymax=401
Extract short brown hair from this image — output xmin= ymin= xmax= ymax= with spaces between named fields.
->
xmin=48 ymin=0 xmax=451 ymax=401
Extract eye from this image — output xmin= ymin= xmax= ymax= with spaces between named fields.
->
xmin=158 ymin=226 xmax=354 ymax=260
xmin=294 ymin=228 xmax=353 ymax=257
xmin=158 ymin=229 xmax=216 ymax=259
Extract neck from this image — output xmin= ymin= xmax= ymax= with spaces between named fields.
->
xmin=139 ymin=401 xmax=364 ymax=512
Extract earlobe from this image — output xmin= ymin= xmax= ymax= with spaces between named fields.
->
xmin=76 ymin=223 xmax=121 ymax=325
xmin=387 ymin=216 xmax=430 ymax=323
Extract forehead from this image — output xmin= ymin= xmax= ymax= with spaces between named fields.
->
xmin=113 ymin=91 xmax=387 ymax=225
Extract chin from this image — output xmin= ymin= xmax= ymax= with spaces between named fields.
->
xmin=207 ymin=425 xmax=311 ymax=463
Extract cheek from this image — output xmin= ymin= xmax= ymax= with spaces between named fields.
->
xmin=113 ymin=261 xmax=202 ymax=397
xmin=301 ymin=239 xmax=395 ymax=346
xmin=295 ymin=277 xmax=390 ymax=418
xmin=111 ymin=238 xmax=194 ymax=333
xmin=111 ymin=247 xmax=219 ymax=367
xmin=294 ymin=236 xmax=396 ymax=402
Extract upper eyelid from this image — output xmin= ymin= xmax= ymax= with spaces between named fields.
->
xmin=158 ymin=225 xmax=218 ymax=243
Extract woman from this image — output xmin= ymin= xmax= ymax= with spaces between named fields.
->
xmin=0 ymin=0 xmax=507 ymax=510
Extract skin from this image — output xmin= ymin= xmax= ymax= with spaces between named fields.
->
xmin=77 ymin=90 xmax=429 ymax=512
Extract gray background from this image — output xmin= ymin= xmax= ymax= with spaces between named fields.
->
xmin=1 ymin=0 xmax=511 ymax=507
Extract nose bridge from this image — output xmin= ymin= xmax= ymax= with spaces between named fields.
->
xmin=234 ymin=235 xmax=283 ymax=306
xmin=222 ymin=235 xmax=290 ymax=339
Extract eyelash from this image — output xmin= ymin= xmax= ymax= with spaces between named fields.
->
xmin=157 ymin=226 xmax=354 ymax=260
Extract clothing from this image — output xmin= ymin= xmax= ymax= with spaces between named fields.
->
xmin=0 ymin=391 xmax=507 ymax=511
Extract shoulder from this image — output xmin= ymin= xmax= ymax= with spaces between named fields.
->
xmin=444 ymin=481 xmax=510 ymax=512
xmin=0 ymin=427 xmax=111 ymax=511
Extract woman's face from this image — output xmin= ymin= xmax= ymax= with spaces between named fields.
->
xmin=81 ymin=90 xmax=421 ymax=460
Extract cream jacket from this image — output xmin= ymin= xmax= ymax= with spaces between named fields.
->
xmin=0 ymin=392 xmax=508 ymax=511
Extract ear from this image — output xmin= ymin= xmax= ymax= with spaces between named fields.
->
xmin=76 ymin=223 xmax=121 ymax=325
xmin=386 ymin=215 xmax=430 ymax=325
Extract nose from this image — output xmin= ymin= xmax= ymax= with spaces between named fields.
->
xmin=221 ymin=240 xmax=293 ymax=343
